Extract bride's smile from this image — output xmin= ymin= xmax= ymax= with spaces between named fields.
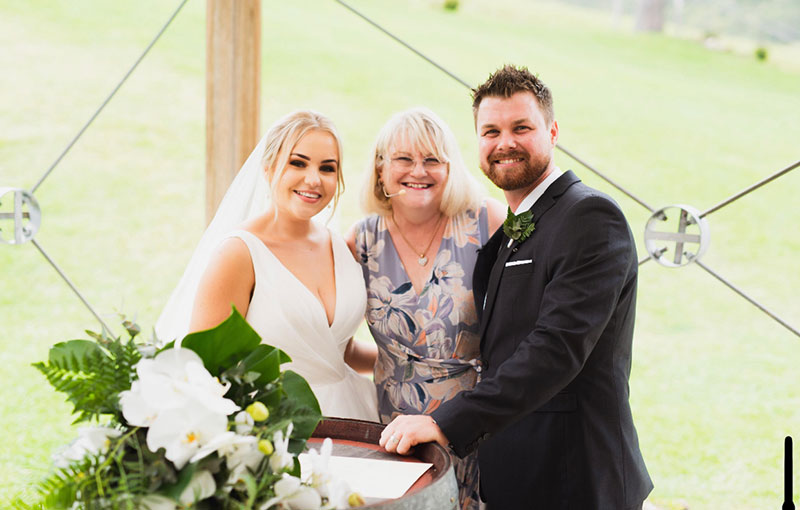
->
xmin=172 ymin=110 xmax=379 ymax=424
xmin=272 ymin=129 xmax=339 ymax=220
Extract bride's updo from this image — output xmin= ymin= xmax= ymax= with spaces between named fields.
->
xmin=261 ymin=110 xmax=345 ymax=213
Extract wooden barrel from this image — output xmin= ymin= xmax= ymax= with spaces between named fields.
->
xmin=311 ymin=418 xmax=459 ymax=509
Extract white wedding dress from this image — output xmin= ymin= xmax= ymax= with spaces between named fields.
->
xmin=226 ymin=228 xmax=379 ymax=422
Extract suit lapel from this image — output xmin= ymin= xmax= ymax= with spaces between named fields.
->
xmin=478 ymin=239 xmax=514 ymax=340
xmin=520 ymin=170 xmax=580 ymax=243
xmin=477 ymin=171 xmax=582 ymax=340
xmin=473 ymin=228 xmax=503 ymax=319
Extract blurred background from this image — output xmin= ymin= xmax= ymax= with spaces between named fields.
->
xmin=1 ymin=1 xmax=798 ymax=508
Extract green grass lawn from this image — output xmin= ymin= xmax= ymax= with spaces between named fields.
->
xmin=2 ymin=0 xmax=798 ymax=508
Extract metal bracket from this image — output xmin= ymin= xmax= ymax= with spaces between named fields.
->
xmin=0 ymin=187 xmax=41 ymax=245
xmin=644 ymin=205 xmax=710 ymax=268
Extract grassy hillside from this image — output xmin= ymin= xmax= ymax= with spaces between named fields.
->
xmin=1 ymin=1 xmax=798 ymax=508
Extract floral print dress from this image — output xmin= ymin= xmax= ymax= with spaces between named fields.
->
xmin=354 ymin=204 xmax=490 ymax=510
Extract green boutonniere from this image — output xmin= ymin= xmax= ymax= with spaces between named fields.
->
xmin=503 ymin=207 xmax=535 ymax=247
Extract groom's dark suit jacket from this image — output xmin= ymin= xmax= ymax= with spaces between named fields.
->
xmin=432 ymin=171 xmax=652 ymax=509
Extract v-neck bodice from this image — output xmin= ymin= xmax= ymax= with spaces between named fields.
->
xmin=226 ymin=228 xmax=378 ymax=421
xmin=248 ymin=231 xmax=340 ymax=328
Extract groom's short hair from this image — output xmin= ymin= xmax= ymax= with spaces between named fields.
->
xmin=472 ymin=65 xmax=554 ymax=125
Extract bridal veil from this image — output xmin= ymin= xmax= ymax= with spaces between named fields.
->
xmin=155 ymin=118 xmax=339 ymax=343
xmin=154 ymin=135 xmax=270 ymax=343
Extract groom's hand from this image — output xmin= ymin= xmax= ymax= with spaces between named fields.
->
xmin=379 ymin=415 xmax=448 ymax=455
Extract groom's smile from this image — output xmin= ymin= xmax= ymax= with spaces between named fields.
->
xmin=490 ymin=150 xmax=528 ymax=170
xmin=476 ymin=91 xmax=559 ymax=199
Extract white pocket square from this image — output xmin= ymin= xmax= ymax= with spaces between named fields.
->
xmin=505 ymin=259 xmax=533 ymax=267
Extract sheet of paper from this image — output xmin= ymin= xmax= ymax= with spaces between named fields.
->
xmin=298 ymin=454 xmax=433 ymax=499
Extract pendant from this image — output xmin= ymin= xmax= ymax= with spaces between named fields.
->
xmin=418 ymin=255 xmax=428 ymax=266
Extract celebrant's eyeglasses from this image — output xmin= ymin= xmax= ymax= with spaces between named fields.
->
xmin=389 ymin=156 xmax=446 ymax=170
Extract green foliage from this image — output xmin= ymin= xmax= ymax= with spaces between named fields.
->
xmin=12 ymin=429 xmax=150 ymax=510
xmin=159 ymin=461 xmax=197 ymax=502
xmin=502 ymin=207 xmax=536 ymax=243
xmin=19 ymin=309 xmax=323 ymax=509
xmin=443 ymin=0 xmax=459 ymax=11
xmin=754 ymin=46 xmax=769 ymax=61
xmin=271 ymin=373 xmax=323 ymax=454
xmin=238 ymin=344 xmax=293 ymax=387
xmin=179 ymin=307 xmax=263 ymax=376
xmin=32 ymin=332 xmax=141 ymax=424
xmin=280 ymin=370 xmax=322 ymax=417
xmin=184 ymin=308 xmax=322 ymax=453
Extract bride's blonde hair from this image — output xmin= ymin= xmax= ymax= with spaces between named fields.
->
xmin=261 ymin=110 xmax=345 ymax=214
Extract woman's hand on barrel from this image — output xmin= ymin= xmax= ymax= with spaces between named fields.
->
xmin=380 ymin=414 xmax=448 ymax=455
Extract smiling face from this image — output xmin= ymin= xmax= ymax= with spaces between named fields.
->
xmin=476 ymin=91 xmax=558 ymax=198
xmin=379 ymin=139 xmax=449 ymax=213
xmin=270 ymin=129 xmax=340 ymax=220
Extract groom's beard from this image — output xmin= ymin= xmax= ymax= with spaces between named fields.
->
xmin=482 ymin=149 xmax=550 ymax=191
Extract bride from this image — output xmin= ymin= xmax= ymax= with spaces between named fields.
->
xmin=156 ymin=110 xmax=379 ymax=422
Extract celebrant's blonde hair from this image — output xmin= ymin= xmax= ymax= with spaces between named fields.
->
xmin=361 ymin=107 xmax=482 ymax=217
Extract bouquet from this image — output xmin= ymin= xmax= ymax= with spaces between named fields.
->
xmin=15 ymin=308 xmax=364 ymax=510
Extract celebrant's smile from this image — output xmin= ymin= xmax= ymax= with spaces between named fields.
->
xmin=401 ymin=182 xmax=433 ymax=190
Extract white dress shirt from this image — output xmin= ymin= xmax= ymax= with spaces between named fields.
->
xmin=512 ymin=167 xmax=563 ymax=214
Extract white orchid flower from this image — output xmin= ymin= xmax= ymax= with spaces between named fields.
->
xmin=234 ymin=410 xmax=255 ymax=434
xmin=225 ymin=436 xmax=266 ymax=484
xmin=130 ymin=352 xmax=201 ymax=411
xmin=189 ymin=431 xmax=238 ymax=463
xmin=305 ymin=438 xmax=333 ymax=498
xmin=119 ymin=347 xmax=240 ymax=469
xmin=260 ymin=474 xmax=322 ymax=510
xmin=269 ymin=423 xmax=295 ymax=473
xmin=146 ymin=407 xmax=229 ymax=469
xmin=173 ymin=360 xmax=240 ymax=415
xmin=119 ymin=380 xmax=157 ymax=427
xmin=139 ymin=494 xmax=177 ymax=510
xmin=53 ymin=426 xmax=121 ymax=468
xmin=121 ymin=348 xmax=239 ymax=422
xmin=325 ymin=479 xmax=356 ymax=510
xmin=188 ymin=431 xmax=265 ymax=485
xmin=179 ymin=470 xmax=217 ymax=505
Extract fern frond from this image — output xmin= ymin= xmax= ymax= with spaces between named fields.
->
xmin=33 ymin=334 xmax=141 ymax=423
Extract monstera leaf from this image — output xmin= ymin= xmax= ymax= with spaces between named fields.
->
xmin=178 ymin=307 xmax=262 ymax=376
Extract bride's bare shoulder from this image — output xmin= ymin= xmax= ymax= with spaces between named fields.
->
xmin=190 ymin=235 xmax=255 ymax=331
xmin=205 ymin=235 xmax=254 ymax=280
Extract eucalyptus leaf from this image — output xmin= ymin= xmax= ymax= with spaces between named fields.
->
xmin=121 ymin=320 xmax=141 ymax=339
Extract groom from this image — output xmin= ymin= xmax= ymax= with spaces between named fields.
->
xmin=380 ymin=65 xmax=653 ymax=509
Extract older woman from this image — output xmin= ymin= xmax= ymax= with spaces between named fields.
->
xmin=345 ymin=107 xmax=504 ymax=510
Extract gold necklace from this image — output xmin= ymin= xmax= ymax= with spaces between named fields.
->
xmin=391 ymin=212 xmax=445 ymax=266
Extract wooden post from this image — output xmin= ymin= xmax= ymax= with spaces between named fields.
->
xmin=206 ymin=0 xmax=261 ymax=223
